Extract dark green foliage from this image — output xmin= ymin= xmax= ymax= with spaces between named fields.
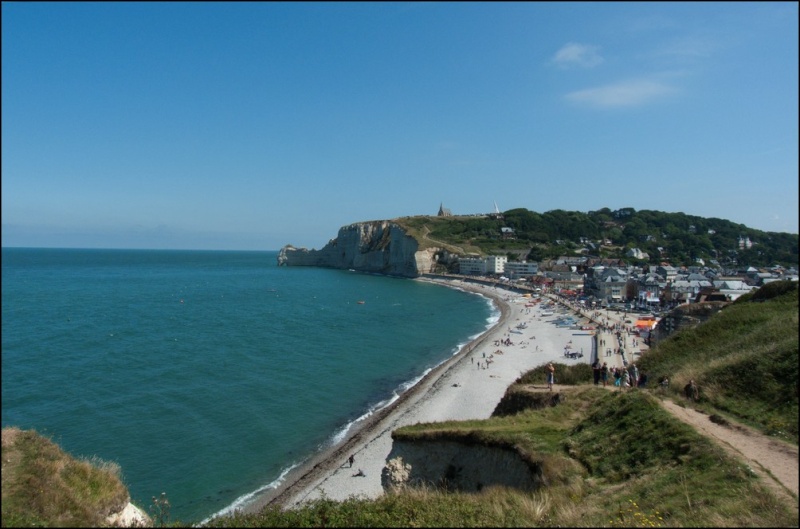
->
xmin=567 ymin=392 xmax=720 ymax=481
xmin=735 ymin=279 xmax=799 ymax=304
xmin=395 ymin=208 xmax=799 ymax=267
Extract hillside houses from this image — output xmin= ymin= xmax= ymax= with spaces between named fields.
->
xmin=454 ymin=252 xmax=796 ymax=309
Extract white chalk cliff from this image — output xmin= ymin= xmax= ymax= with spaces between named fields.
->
xmin=277 ymin=220 xmax=446 ymax=277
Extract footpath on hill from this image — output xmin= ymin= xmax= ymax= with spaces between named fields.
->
xmin=556 ymin=293 xmax=798 ymax=505
xmin=530 ymin=382 xmax=799 ymax=506
xmin=527 ymin=385 xmax=800 ymax=508
xmin=656 ymin=396 xmax=798 ymax=503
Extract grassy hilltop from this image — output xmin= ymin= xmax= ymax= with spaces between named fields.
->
xmin=3 ymin=282 xmax=797 ymax=527
xmin=392 ymin=208 xmax=799 ymax=268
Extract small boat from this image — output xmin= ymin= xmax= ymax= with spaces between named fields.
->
xmin=357 ymin=301 xmax=365 ymax=304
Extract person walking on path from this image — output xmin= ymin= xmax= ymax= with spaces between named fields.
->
xmin=601 ymin=362 xmax=609 ymax=387
xmin=546 ymin=363 xmax=555 ymax=391
xmin=592 ymin=360 xmax=600 ymax=385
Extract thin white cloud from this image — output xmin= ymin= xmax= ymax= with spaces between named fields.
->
xmin=564 ymin=78 xmax=678 ymax=108
xmin=551 ymin=42 xmax=604 ymax=68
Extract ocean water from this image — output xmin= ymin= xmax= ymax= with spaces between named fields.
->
xmin=1 ymin=248 xmax=495 ymax=524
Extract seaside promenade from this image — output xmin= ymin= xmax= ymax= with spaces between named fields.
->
xmin=546 ymin=291 xmax=653 ymax=389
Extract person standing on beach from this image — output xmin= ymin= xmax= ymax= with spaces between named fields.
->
xmin=348 ymin=454 xmax=355 ymax=468
xmin=546 ymin=363 xmax=555 ymax=391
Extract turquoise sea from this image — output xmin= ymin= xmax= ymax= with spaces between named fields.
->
xmin=1 ymin=248 xmax=495 ymax=524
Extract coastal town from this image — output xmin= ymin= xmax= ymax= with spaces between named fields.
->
xmin=437 ymin=202 xmax=798 ymax=313
xmin=452 ymin=253 xmax=797 ymax=311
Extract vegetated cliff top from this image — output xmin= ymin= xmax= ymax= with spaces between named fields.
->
xmin=1 ymin=427 xmax=143 ymax=527
xmin=389 ymin=207 xmax=798 ymax=268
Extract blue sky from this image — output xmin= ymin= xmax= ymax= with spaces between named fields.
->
xmin=2 ymin=2 xmax=798 ymax=251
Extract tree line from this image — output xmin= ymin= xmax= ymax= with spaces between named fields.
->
xmin=417 ymin=207 xmax=798 ymax=267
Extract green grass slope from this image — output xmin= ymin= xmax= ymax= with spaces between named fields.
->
xmin=1 ymin=427 xmax=134 ymax=527
xmin=636 ymin=280 xmax=798 ymax=442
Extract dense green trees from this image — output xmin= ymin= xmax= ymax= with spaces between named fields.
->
xmin=409 ymin=208 xmax=798 ymax=267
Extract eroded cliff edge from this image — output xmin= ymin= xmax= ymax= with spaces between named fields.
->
xmin=277 ymin=220 xmax=450 ymax=277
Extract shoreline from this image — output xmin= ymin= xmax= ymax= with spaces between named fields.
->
xmin=235 ymin=276 xmax=593 ymax=516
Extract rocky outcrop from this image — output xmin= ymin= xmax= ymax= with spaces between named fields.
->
xmin=277 ymin=220 xmax=445 ymax=277
xmin=381 ymin=439 xmax=545 ymax=493
xmin=105 ymin=502 xmax=151 ymax=527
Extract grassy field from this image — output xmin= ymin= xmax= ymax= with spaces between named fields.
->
xmin=4 ymin=282 xmax=797 ymax=527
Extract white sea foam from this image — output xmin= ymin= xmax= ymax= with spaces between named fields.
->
xmin=327 ymin=366 xmax=433 ymax=446
xmin=200 ymin=462 xmax=301 ymax=526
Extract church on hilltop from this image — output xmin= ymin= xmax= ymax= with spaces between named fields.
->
xmin=438 ymin=201 xmax=504 ymax=219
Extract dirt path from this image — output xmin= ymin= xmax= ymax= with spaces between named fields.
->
xmin=524 ymin=384 xmax=798 ymax=506
xmin=656 ymin=397 xmax=798 ymax=504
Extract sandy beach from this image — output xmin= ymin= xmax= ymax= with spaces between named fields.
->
xmin=242 ymin=277 xmax=604 ymax=514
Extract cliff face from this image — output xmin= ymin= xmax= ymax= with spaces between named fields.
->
xmin=277 ymin=220 xmax=442 ymax=277
xmin=382 ymin=439 xmax=545 ymax=492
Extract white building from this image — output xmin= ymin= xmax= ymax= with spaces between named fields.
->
xmin=458 ymin=255 xmax=509 ymax=275
xmin=486 ymin=255 xmax=508 ymax=274
xmin=504 ymin=261 xmax=539 ymax=278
